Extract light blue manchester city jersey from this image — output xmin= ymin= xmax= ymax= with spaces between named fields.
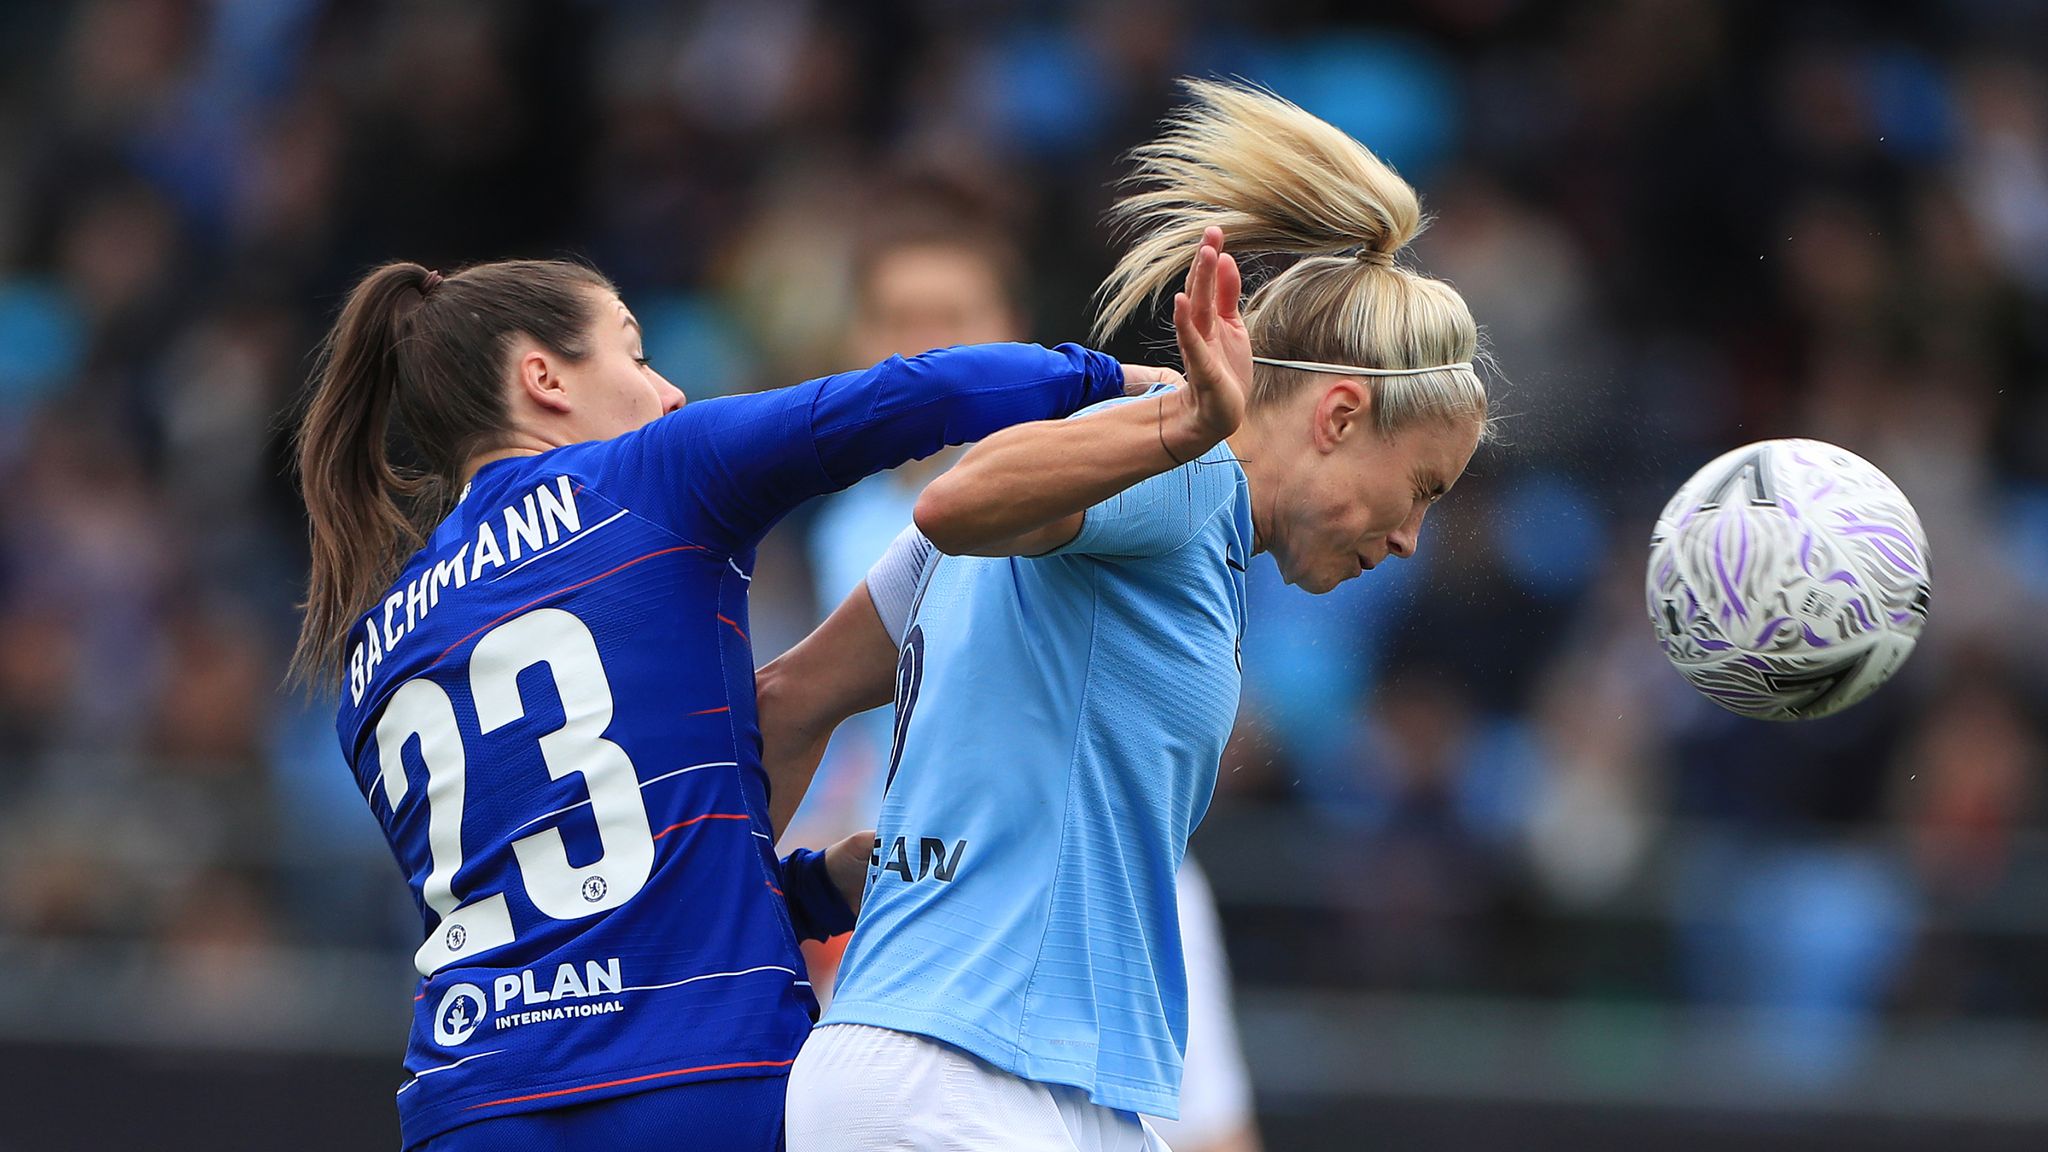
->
xmin=823 ymin=394 xmax=1252 ymax=1118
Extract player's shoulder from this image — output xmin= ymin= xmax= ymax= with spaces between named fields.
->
xmin=630 ymin=386 xmax=817 ymax=445
xmin=1139 ymin=435 xmax=1251 ymax=535
xmin=510 ymin=414 xmax=711 ymax=527
xmin=592 ymin=389 xmax=821 ymax=494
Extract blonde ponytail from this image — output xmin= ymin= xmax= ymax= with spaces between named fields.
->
xmin=1097 ymin=79 xmax=1489 ymax=439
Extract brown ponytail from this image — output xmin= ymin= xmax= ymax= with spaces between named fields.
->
xmin=290 ymin=258 xmax=614 ymax=687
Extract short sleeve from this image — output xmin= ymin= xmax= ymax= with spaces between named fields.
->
xmin=1050 ymin=440 xmax=1246 ymax=562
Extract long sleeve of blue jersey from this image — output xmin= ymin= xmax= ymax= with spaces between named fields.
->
xmin=615 ymin=342 xmax=1126 ymax=552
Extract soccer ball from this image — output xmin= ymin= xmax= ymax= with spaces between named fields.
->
xmin=1646 ymin=439 xmax=1931 ymax=721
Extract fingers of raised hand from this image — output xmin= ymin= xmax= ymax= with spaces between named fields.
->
xmin=1175 ymin=295 xmax=1217 ymax=381
xmin=1215 ymin=251 xmax=1243 ymax=322
xmin=1193 ymin=250 xmax=1217 ymax=339
xmin=1186 ymin=227 xmax=1229 ymax=334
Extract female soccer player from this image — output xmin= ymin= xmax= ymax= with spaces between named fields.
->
xmin=773 ymin=81 xmax=1491 ymax=1150
xmin=778 ymin=178 xmax=1265 ymax=1152
xmin=290 ymin=258 xmax=1213 ymax=1151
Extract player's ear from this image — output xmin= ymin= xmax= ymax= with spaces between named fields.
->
xmin=515 ymin=344 xmax=574 ymax=415
xmin=1313 ymin=379 xmax=1369 ymax=451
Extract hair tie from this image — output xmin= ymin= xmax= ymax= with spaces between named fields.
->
xmin=1355 ymin=248 xmax=1394 ymax=267
xmin=420 ymin=269 xmax=445 ymax=295
xmin=1253 ymin=355 xmax=1472 ymax=378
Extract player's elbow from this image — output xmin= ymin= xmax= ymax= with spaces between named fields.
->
xmin=913 ymin=477 xmax=979 ymax=556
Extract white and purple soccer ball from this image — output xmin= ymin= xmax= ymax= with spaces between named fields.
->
xmin=1646 ymin=438 xmax=1931 ymax=721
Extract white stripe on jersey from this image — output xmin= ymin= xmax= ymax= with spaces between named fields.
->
xmin=616 ymin=964 xmax=798 ymax=995
xmin=490 ymin=507 xmax=630 ymax=582
xmin=395 ymin=1049 xmax=507 ymax=1096
xmin=506 ymin=760 xmax=738 ymax=836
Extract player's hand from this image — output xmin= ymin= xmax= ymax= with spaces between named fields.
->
xmin=1167 ymin=225 xmax=1252 ymax=460
xmin=1120 ymin=364 xmax=1187 ymax=396
xmin=825 ymin=829 xmax=873 ymax=915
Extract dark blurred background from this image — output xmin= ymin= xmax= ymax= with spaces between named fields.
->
xmin=1 ymin=1 xmax=2046 ymax=1149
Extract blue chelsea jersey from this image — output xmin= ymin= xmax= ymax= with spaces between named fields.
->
xmin=333 ymin=344 xmax=1124 ymax=1147
xmin=825 ymin=392 xmax=1253 ymax=1119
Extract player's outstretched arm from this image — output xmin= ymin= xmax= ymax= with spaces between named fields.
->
xmin=914 ymin=226 xmax=1253 ymax=557
xmin=755 ymin=582 xmax=898 ymax=838
xmin=668 ymin=340 xmax=1147 ymax=556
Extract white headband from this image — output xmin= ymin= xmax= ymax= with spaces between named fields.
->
xmin=1252 ymin=355 xmax=1473 ymax=377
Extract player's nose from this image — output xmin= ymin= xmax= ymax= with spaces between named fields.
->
xmin=1387 ymin=504 xmax=1430 ymax=560
xmin=658 ymin=375 xmax=686 ymax=412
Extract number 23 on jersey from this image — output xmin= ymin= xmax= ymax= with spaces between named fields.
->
xmin=374 ymin=608 xmax=656 ymax=976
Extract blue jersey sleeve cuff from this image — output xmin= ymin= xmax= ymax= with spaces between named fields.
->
xmin=1058 ymin=343 xmax=1127 ymax=409
xmin=781 ymin=847 xmax=857 ymax=942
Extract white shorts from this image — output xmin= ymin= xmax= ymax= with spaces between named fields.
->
xmin=1145 ymin=858 xmax=1256 ymax=1148
xmin=786 ymin=1023 xmax=1173 ymax=1152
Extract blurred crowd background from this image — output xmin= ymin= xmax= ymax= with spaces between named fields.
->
xmin=3 ymin=1 xmax=2047 ymax=1148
